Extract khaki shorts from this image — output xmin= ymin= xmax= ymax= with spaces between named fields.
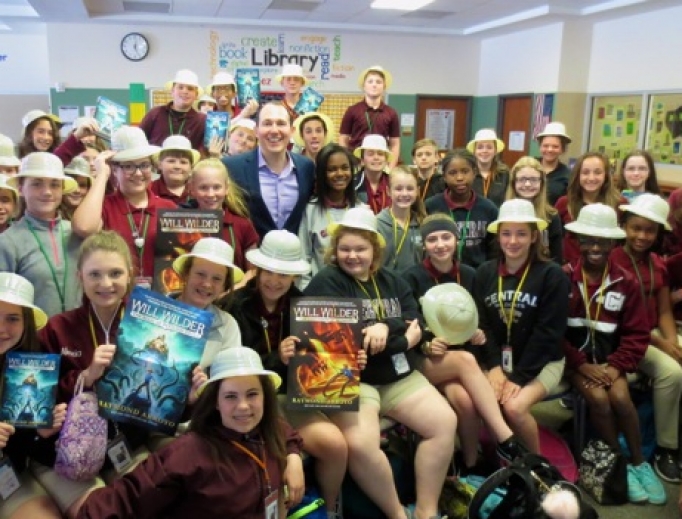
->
xmin=276 ymin=394 xmax=328 ymax=429
xmin=29 ymin=461 xmax=105 ymax=514
xmin=534 ymin=358 xmax=566 ymax=394
xmin=0 ymin=469 xmax=52 ymax=519
xmin=360 ymin=371 xmax=431 ymax=415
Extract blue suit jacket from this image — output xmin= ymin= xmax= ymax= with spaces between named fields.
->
xmin=223 ymin=149 xmax=315 ymax=239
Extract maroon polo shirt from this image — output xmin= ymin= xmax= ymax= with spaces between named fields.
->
xmin=222 ymin=210 xmax=260 ymax=271
xmin=339 ymin=99 xmax=400 ymax=151
xmin=102 ymin=189 xmax=177 ymax=278
xmin=150 ymin=177 xmax=190 ymax=206
xmin=139 ymin=103 xmax=206 ymax=150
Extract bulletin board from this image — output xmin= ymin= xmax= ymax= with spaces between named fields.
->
xmin=588 ymin=94 xmax=643 ymax=159
xmin=645 ymin=93 xmax=682 ymax=164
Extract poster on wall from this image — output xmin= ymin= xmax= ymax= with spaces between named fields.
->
xmin=645 ymin=93 xmax=682 ymax=164
xmin=588 ymin=94 xmax=643 ymax=162
xmin=209 ymin=30 xmax=354 ymax=92
xmin=425 ymin=109 xmax=455 ymax=149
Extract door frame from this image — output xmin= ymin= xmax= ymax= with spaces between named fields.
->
xmin=496 ymin=93 xmax=535 ymax=136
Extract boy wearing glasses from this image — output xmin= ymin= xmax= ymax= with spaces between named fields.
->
xmin=208 ymin=72 xmax=258 ymax=120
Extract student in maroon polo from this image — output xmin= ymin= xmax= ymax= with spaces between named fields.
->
xmin=72 ymin=126 xmax=176 ymax=286
xmin=339 ymin=65 xmax=400 ymax=168
xmin=150 ymin=135 xmax=199 ymax=205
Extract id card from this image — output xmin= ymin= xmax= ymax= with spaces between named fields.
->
xmin=502 ymin=346 xmax=513 ymax=374
xmin=0 ymin=458 xmax=20 ymax=500
xmin=391 ymin=353 xmax=409 ymax=375
xmin=264 ymin=489 xmax=279 ymax=519
xmin=135 ymin=276 xmax=152 ymax=290
xmin=107 ymin=434 xmax=133 ymax=475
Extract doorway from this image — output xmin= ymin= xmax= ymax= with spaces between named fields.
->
xmin=415 ymin=96 xmax=472 ymax=152
xmin=498 ymin=94 xmax=533 ymax=167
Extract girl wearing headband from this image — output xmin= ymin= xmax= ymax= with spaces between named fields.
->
xmin=0 ymin=273 xmax=65 ymax=519
xmin=305 ymin=207 xmax=456 ymax=519
xmin=403 ymin=214 xmax=525 ymax=473
xmin=221 ymin=230 xmax=347 ymax=518
xmin=475 ymin=199 xmax=568 ymax=454
xmin=77 ymin=347 xmax=304 ymax=518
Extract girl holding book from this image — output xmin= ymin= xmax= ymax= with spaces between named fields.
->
xmin=221 ymin=230 xmax=348 ymax=518
xmin=76 ymin=347 xmax=304 ymax=519
xmin=185 ymin=158 xmax=259 ymax=276
xmin=0 ymin=273 xmax=66 ymax=519
xmin=71 ymin=126 xmax=177 ymax=287
xmin=304 ymin=207 xmax=456 ymax=519
xmin=505 ymin=156 xmax=563 ymax=263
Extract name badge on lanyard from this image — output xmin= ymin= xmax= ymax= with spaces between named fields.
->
xmin=0 ymin=457 xmax=20 ymax=500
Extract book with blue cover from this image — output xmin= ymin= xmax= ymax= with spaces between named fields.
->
xmin=203 ymin=111 xmax=230 ymax=148
xmin=235 ymin=68 xmax=261 ymax=108
xmin=93 ymin=96 xmax=128 ymax=141
xmin=0 ymin=352 xmax=61 ymax=428
xmin=97 ymin=287 xmax=212 ymax=434
xmin=293 ymin=87 xmax=325 ymax=115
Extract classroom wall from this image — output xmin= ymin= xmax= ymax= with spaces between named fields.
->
xmin=477 ymin=23 xmax=563 ymax=96
xmin=45 ymin=23 xmax=480 ymax=96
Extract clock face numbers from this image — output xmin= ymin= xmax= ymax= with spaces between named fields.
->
xmin=121 ymin=33 xmax=149 ymax=61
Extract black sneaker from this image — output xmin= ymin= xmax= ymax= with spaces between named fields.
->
xmin=653 ymin=448 xmax=682 ymax=483
xmin=496 ymin=435 xmax=529 ymax=463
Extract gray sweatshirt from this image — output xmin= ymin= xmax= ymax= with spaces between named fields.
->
xmin=0 ymin=213 xmax=82 ymax=317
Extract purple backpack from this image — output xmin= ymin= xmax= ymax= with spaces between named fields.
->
xmin=55 ymin=374 xmax=108 ymax=481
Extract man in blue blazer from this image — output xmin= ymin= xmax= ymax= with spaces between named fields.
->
xmin=223 ymin=102 xmax=315 ymax=239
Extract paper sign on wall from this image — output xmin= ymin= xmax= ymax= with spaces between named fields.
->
xmin=425 ymin=109 xmax=455 ymax=149
xmin=508 ymin=131 xmax=525 ymax=151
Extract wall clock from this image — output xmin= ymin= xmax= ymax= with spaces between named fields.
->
xmin=121 ymin=32 xmax=149 ymax=62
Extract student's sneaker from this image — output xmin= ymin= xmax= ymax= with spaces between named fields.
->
xmin=632 ymin=461 xmax=667 ymax=505
xmin=654 ymin=448 xmax=682 ymax=483
xmin=496 ymin=435 xmax=529 ymax=464
xmin=626 ymin=464 xmax=648 ymax=504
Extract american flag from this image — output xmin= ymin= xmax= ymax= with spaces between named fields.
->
xmin=533 ymin=94 xmax=554 ymax=139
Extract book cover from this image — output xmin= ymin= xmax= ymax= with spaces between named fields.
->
xmin=93 ymin=96 xmax=128 ymax=142
xmin=287 ymin=298 xmax=362 ymax=411
xmin=235 ymin=68 xmax=261 ymax=108
xmin=293 ymin=87 xmax=325 ymax=115
xmin=204 ymin=112 xmax=230 ymax=148
xmin=0 ymin=352 xmax=61 ymax=428
xmin=152 ymin=209 xmax=223 ymax=294
xmin=97 ymin=287 xmax=212 ymax=435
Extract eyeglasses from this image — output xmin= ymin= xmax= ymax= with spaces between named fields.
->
xmin=515 ymin=177 xmax=542 ymax=185
xmin=213 ymin=86 xmax=233 ymax=94
xmin=117 ymin=162 xmax=153 ymax=175
xmin=577 ymin=236 xmax=613 ymax=248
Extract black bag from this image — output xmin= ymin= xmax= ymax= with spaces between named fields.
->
xmin=468 ymin=453 xmax=598 ymax=519
xmin=578 ymin=439 xmax=628 ymax=505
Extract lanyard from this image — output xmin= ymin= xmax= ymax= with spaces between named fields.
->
xmin=26 ymin=219 xmax=67 ymax=312
xmin=579 ymin=266 xmax=609 ymax=362
xmin=482 ymin=173 xmax=492 ymax=197
xmin=355 ymin=276 xmax=386 ymax=320
xmin=125 ymin=211 xmax=150 ymax=275
xmin=89 ymin=306 xmax=123 ymax=347
xmin=420 ymin=174 xmax=434 ymax=202
xmin=452 ymin=209 xmax=471 ymax=262
xmin=231 ymin=441 xmax=271 ymax=491
xmin=167 ymin=112 xmax=187 ymax=137
xmin=261 ymin=314 xmax=283 ymax=354
xmin=225 ymin=223 xmax=236 ymax=252
xmin=624 ymin=249 xmax=654 ymax=304
xmin=364 ymin=111 xmax=375 ymax=133
xmin=497 ymin=263 xmax=531 ymax=345
xmin=390 ymin=209 xmax=410 ymax=267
